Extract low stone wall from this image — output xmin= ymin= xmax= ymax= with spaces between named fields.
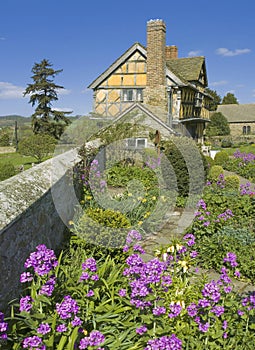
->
xmin=0 ymin=149 xmax=82 ymax=311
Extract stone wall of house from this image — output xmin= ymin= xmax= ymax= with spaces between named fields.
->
xmin=0 ymin=149 xmax=82 ymax=312
xmin=229 ymin=122 xmax=255 ymax=137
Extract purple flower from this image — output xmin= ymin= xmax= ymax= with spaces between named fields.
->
xmin=190 ymin=251 xmax=198 ymax=258
xmin=56 ymin=295 xmax=79 ymax=320
xmin=71 ymin=316 xmax=82 ymax=327
xmin=37 ymin=323 xmax=51 ymax=335
xmin=198 ymin=322 xmax=210 ymax=333
xmin=197 ymin=199 xmax=207 ymax=210
xmin=20 ymin=272 xmax=33 ymax=283
xmin=168 ymin=303 xmax=182 ymax=318
xmin=86 ymin=290 xmax=94 ymax=297
xmin=224 ymin=252 xmax=238 ymax=267
xmin=153 ymin=306 xmax=166 ymax=316
xmin=222 ymin=320 xmax=228 ymax=330
xmin=20 ymin=296 xmax=33 ymax=313
xmin=198 ymin=299 xmax=210 ymax=308
xmin=136 ymin=325 xmax=147 ymax=334
xmin=144 ymin=334 xmax=182 ymax=350
xmin=187 ymin=303 xmax=198 ymax=317
xmin=79 ymin=330 xmax=105 ymax=349
xmin=118 ymin=289 xmax=126 ymax=297
xmin=126 ymin=230 xmax=142 ymax=245
xmin=39 ymin=276 xmax=56 ymax=297
xmin=202 ymin=281 xmax=221 ymax=303
xmin=24 ymin=244 xmax=58 ymax=276
xmin=56 ymin=324 xmax=67 ymax=333
xmin=82 ymin=258 xmax=97 ymax=272
xmin=22 ymin=336 xmax=46 ymax=349
xmin=211 ymin=306 xmax=225 ymax=317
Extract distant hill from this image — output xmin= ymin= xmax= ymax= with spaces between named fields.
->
xmin=0 ymin=115 xmax=31 ymax=128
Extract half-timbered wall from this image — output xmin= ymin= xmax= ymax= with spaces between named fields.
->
xmin=94 ymin=51 xmax=147 ymax=117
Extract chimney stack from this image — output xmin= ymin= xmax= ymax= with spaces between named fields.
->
xmin=144 ymin=19 xmax=167 ymax=111
xmin=165 ymin=45 xmax=178 ymax=60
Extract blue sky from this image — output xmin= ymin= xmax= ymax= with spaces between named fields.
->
xmin=1 ymin=0 xmax=255 ymax=116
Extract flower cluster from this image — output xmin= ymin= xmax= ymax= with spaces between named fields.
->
xmin=123 ymin=229 xmax=145 ymax=254
xmin=144 ymin=334 xmax=182 ymax=350
xmin=22 ymin=335 xmax=46 ymax=349
xmin=233 ymin=150 xmax=255 ymax=163
xmin=20 ymin=296 xmax=34 ymax=313
xmin=23 ymin=244 xmax=58 ymax=276
xmin=39 ymin=275 xmax=56 ymax=296
xmin=0 ymin=312 xmax=8 ymax=340
xmin=79 ymin=330 xmax=105 ymax=349
xmin=240 ymin=182 xmax=255 ymax=196
xmin=80 ymin=257 xmax=98 ymax=281
xmin=56 ymin=295 xmax=80 ymax=322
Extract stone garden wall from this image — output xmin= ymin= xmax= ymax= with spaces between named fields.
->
xmin=0 ymin=149 xmax=82 ymax=311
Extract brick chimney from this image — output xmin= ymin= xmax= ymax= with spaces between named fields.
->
xmin=144 ymin=19 xmax=167 ymax=111
xmin=165 ymin=45 xmax=178 ymax=60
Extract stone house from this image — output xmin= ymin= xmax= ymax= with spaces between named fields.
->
xmin=88 ymin=19 xmax=212 ymax=142
xmin=216 ymin=104 xmax=255 ymax=137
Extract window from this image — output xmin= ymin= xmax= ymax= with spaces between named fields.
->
xmin=243 ymin=125 xmax=251 ymax=135
xmin=123 ymin=89 xmax=143 ymax=102
xmin=126 ymin=138 xmax=147 ymax=149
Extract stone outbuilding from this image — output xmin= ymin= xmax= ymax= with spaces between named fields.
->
xmin=216 ymin=104 xmax=255 ymax=137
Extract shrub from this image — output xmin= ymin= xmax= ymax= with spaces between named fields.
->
xmin=221 ymin=138 xmax=233 ymax=148
xmin=214 ymin=150 xmax=229 ymax=167
xmin=0 ymin=162 xmax=16 ymax=181
xmin=204 ymin=155 xmax=214 ymax=169
xmin=161 ymin=136 xmax=206 ymax=197
xmin=71 ymin=208 xmax=131 ymax=248
xmin=208 ymin=165 xmax=224 ymax=182
xmin=0 ymin=132 xmax=10 ymax=146
xmin=224 ymin=175 xmax=240 ymax=191
xmin=18 ymin=134 xmax=57 ymax=162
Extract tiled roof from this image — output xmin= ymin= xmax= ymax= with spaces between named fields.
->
xmin=166 ymin=57 xmax=205 ymax=83
xmin=217 ymin=104 xmax=255 ymax=123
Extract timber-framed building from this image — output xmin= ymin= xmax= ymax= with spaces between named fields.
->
xmin=88 ymin=19 xmax=212 ymax=141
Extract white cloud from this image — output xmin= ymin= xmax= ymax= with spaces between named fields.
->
xmin=210 ymin=80 xmax=228 ymax=87
xmin=0 ymin=82 xmax=25 ymax=99
xmin=52 ymin=107 xmax=73 ymax=113
xmin=0 ymin=37 xmax=6 ymax=41
xmin=188 ymin=50 xmax=202 ymax=57
xmin=216 ymin=47 xmax=251 ymax=57
xmin=57 ymin=88 xmax=71 ymax=95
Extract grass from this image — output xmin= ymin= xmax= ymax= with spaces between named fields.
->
xmin=218 ymin=144 xmax=255 ymax=156
xmin=0 ymin=151 xmax=40 ymax=171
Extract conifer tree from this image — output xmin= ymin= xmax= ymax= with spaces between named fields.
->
xmin=24 ymin=59 xmax=71 ymax=139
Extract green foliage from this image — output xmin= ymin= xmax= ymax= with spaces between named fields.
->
xmin=71 ymin=208 xmax=130 ymax=248
xmin=208 ymin=165 xmax=224 ymax=182
xmin=222 ymin=92 xmax=239 ymax=105
xmin=0 ymin=162 xmax=16 ymax=181
xmin=18 ymin=134 xmax=57 ymax=162
xmin=224 ymin=175 xmax=240 ymax=191
xmin=204 ymin=88 xmax=222 ymax=111
xmin=23 ymin=59 xmax=71 ymax=139
xmin=0 ymin=132 xmax=10 ymax=146
xmin=161 ymin=136 xmax=207 ymax=197
xmin=221 ymin=138 xmax=233 ymax=148
xmin=214 ymin=150 xmax=229 ymax=167
xmin=204 ymin=155 xmax=215 ymax=169
xmin=106 ymin=164 xmax=158 ymax=190
xmin=206 ymin=112 xmax=230 ymax=136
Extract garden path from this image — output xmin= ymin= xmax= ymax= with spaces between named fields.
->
xmin=142 ymin=207 xmax=255 ymax=296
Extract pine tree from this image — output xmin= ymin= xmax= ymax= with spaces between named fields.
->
xmin=24 ymin=59 xmax=71 ymax=139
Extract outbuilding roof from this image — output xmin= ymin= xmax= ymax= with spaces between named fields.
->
xmin=217 ymin=104 xmax=255 ymax=123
